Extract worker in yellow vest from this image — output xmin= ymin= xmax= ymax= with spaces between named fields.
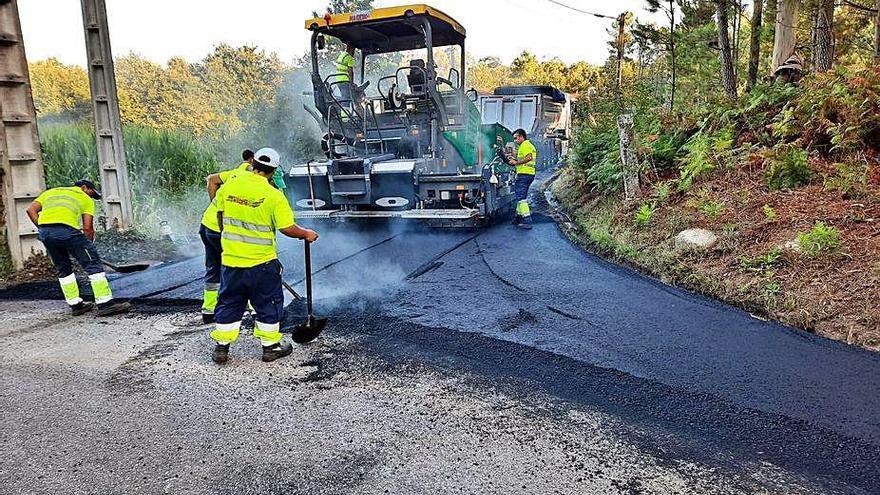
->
xmin=198 ymin=149 xmax=259 ymax=323
xmin=210 ymin=148 xmax=319 ymax=364
xmin=25 ymin=180 xmax=131 ymax=316
xmin=507 ymin=128 xmax=537 ymax=230
xmin=334 ymin=44 xmax=356 ymax=102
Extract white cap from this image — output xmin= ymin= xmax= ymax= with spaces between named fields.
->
xmin=253 ymin=147 xmax=281 ymax=168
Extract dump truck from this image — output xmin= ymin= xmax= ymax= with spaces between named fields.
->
xmin=477 ymin=85 xmax=572 ymax=170
xmin=286 ymin=4 xmax=516 ymax=226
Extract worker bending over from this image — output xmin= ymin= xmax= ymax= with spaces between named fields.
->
xmin=508 ymin=128 xmax=537 ymax=229
xmin=210 ymin=148 xmax=319 ymax=364
xmin=25 ymin=180 xmax=131 ymax=316
xmin=198 ymin=149 xmax=257 ymax=323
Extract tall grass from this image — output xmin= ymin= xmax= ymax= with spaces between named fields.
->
xmin=39 ymin=123 xmax=222 ymax=237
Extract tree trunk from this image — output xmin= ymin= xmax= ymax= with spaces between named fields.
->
xmin=716 ymin=0 xmax=738 ymax=99
xmin=747 ymin=0 xmax=764 ymax=90
xmin=874 ymin=0 xmax=879 ymax=62
xmin=669 ymin=0 xmax=676 ymax=112
xmin=733 ymin=0 xmax=742 ymax=79
xmin=812 ymin=0 xmax=834 ymax=72
xmin=772 ymin=0 xmax=799 ymax=73
xmin=765 ymin=0 xmax=778 ymax=49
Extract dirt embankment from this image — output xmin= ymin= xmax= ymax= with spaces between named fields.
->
xmin=550 ymin=166 xmax=880 ymax=351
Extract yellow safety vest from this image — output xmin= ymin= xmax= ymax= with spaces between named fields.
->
xmin=35 ymin=186 xmax=95 ymax=229
xmin=214 ymin=172 xmax=295 ymax=268
xmin=335 ymin=52 xmax=354 ymax=83
xmin=516 ymin=139 xmax=538 ymax=176
xmin=200 ymin=162 xmax=252 ymax=232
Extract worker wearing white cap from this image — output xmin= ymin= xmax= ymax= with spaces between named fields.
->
xmin=209 ymin=148 xmax=319 ymax=364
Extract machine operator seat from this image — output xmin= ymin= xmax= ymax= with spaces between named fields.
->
xmin=407 ymin=59 xmax=426 ymax=94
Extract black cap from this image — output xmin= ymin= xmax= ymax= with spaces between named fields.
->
xmin=74 ymin=179 xmax=102 ymax=199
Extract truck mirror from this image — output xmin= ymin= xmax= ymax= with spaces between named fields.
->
xmin=316 ymin=35 xmax=326 ymax=50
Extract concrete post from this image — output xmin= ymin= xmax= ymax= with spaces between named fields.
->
xmin=0 ymin=0 xmax=46 ymax=268
xmin=81 ymin=0 xmax=133 ymax=230
xmin=617 ymin=113 xmax=639 ymax=200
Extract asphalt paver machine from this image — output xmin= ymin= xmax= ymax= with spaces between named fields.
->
xmin=287 ymin=4 xmax=515 ymax=226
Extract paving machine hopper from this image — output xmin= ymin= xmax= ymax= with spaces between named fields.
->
xmin=287 ymin=4 xmax=516 ymax=226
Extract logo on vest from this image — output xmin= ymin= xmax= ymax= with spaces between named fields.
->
xmin=228 ymin=195 xmax=265 ymax=208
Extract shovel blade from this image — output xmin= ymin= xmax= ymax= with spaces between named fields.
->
xmin=111 ymin=263 xmax=151 ymax=273
xmin=291 ymin=317 xmax=327 ymax=344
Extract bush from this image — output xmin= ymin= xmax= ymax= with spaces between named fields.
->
xmin=646 ymin=131 xmax=688 ymax=170
xmin=762 ymin=204 xmax=777 ymax=221
xmin=633 ymin=202 xmax=656 ymax=227
xmin=678 ymin=128 xmax=732 ymax=192
xmin=765 ymin=145 xmax=810 ymax=190
xmin=699 ymin=199 xmax=725 ymax=220
xmin=773 ymin=67 xmax=880 ymax=154
xmin=824 ymin=161 xmax=869 ymax=199
xmin=797 ymin=222 xmax=841 ymax=256
xmin=569 ymin=126 xmax=623 ymax=195
xmin=740 ymin=248 xmax=783 ymax=273
xmin=653 ymin=181 xmax=671 ymax=202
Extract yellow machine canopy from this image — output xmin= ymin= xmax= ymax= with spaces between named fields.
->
xmin=305 ymin=4 xmax=466 ymax=54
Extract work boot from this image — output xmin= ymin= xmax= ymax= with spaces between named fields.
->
xmin=202 ymin=313 xmax=216 ymax=325
xmin=212 ymin=343 xmax=230 ymax=364
xmin=516 ymin=221 xmax=533 ymax=230
xmin=70 ymin=301 xmax=94 ymax=316
xmin=96 ymin=300 xmax=131 ymax=317
xmin=262 ymin=341 xmax=293 ymax=363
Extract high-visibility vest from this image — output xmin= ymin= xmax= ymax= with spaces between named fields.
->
xmin=335 ymin=52 xmax=354 ymax=83
xmin=516 ymin=139 xmax=538 ymax=176
xmin=214 ymin=172 xmax=295 ymax=268
xmin=200 ymin=162 xmax=252 ymax=232
xmin=35 ymin=186 xmax=95 ymax=229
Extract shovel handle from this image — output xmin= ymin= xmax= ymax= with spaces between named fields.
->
xmin=304 ymin=241 xmax=313 ymax=317
xmin=281 ymin=279 xmax=302 ymax=300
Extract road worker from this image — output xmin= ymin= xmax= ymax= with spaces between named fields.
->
xmin=199 ymin=150 xmax=258 ymax=323
xmin=237 ymin=148 xmax=255 ymax=172
xmin=238 ymin=148 xmax=286 ymax=191
xmin=507 ymin=128 xmax=537 ymax=230
xmin=210 ymin=148 xmax=319 ymax=364
xmin=25 ymin=180 xmax=131 ymax=316
xmin=334 ymin=43 xmax=356 ymax=102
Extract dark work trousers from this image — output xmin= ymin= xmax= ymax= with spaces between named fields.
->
xmin=513 ymin=174 xmax=535 ymax=224
xmin=38 ymin=224 xmax=103 ymax=278
xmin=199 ymin=225 xmax=222 ymax=289
xmin=215 ymin=259 xmax=284 ymax=327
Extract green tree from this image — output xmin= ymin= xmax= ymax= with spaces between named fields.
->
xmin=29 ymin=58 xmax=91 ymax=120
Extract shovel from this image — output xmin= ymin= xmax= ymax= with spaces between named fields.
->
xmin=291 ymin=241 xmax=327 ymax=344
xmin=102 ymin=260 xmax=150 ymax=273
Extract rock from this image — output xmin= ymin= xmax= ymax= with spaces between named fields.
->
xmin=674 ymin=229 xmax=718 ymax=251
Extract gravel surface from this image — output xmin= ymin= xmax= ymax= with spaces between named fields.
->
xmin=0 ymin=300 xmax=855 ymax=495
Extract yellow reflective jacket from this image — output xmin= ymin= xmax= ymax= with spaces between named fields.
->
xmin=214 ymin=172 xmax=295 ymax=268
xmin=35 ymin=186 xmax=95 ymax=229
xmin=200 ymin=162 xmax=252 ymax=232
xmin=516 ymin=139 xmax=537 ymax=176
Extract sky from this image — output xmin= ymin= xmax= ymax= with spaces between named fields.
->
xmin=19 ymin=0 xmax=662 ymax=67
